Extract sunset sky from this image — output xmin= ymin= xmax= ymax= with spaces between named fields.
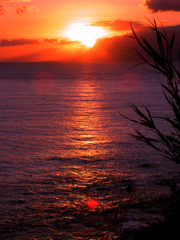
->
xmin=1 ymin=0 xmax=180 ymax=62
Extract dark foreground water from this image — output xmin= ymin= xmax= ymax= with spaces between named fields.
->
xmin=0 ymin=62 xmax=179 ymax=239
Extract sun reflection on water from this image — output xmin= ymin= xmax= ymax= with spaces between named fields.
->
xmin=66 ymin=75 xmax=110 ymax=160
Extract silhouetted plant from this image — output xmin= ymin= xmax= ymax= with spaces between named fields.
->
xmin=117 ymin=19 xmax=180 ymax=240
xmin=121 ymin=19 xmax=180 ymax=164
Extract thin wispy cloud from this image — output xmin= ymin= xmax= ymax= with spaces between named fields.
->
xmin=0 ymin=38 xmax=39 ymax=46
xmin=92 ymin=20 xmax=143 ymax=31
xmin=145 ymin=0 xmax=180 ymax=12
xmin=15 ymin=5 xmax=35 ymax=14
xmin=0 ymin=38 xmax=77 ymax=47
xmin=43 ymin=38 xmax=78 ymax=45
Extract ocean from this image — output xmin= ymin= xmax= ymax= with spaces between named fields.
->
xmin=0 ymin=62 xmax=179 ymax=239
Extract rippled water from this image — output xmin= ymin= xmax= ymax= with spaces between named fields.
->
xmin=0 ymin=62 xmax=179 ymax=239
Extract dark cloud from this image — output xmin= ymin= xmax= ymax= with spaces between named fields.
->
xmin=0 ymin=38 xmax=78 ymax=47
xmin=92 ymin=20 xmax=143 ymax=31
xmin=84 ymin=35 xmax=135 ymax=62
xmin=0 ymin=39 xmax=39 ymax=46
xmin=145 ymin=0 xmax=180 ymax=12
xmin=83 ymin=25 xmax=180 ymax=62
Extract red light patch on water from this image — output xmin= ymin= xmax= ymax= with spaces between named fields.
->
xmin=86 ymin=199 xmax=99 ymax=208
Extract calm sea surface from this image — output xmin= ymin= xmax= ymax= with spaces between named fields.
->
xmin=0 ymin=62 xmax=179 ymax=239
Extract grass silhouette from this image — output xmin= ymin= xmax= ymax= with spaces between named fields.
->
xmin=121 ymin=18 xmax=180 ymax=164
xmin=119 ymin=18 xmax=180 ymax=240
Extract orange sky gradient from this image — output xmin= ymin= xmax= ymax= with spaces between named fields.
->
xmin=1 ymin=0 xmax=180 ymax=62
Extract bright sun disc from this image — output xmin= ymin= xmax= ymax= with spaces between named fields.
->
xmin=86 ymin=199 xmax=99 ymax=208
xmin=64 ymin=23 xmax=107 ymax=47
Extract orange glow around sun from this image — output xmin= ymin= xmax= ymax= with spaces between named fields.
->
xmin=64 ymin=23 xmax=108 ymax=47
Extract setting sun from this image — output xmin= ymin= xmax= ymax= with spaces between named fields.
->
xmin=2 ymin=0 xmax=180 ymax=239
xmin=64 ymin=23 xmax=108 ymax=47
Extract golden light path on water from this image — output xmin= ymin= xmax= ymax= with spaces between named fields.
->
xmin=53 ymin=65 xmax=122 ymax=161
xmin=70 ymin=79 xmax=108 ymax=159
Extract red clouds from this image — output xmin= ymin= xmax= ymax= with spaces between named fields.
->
xmin=1 ymin=21 xmax=180 ymax=62
xmin=91 ymin=20 xmax=143 ymax=32
xmin=0 ymin=39 xmax=39 ymax=46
